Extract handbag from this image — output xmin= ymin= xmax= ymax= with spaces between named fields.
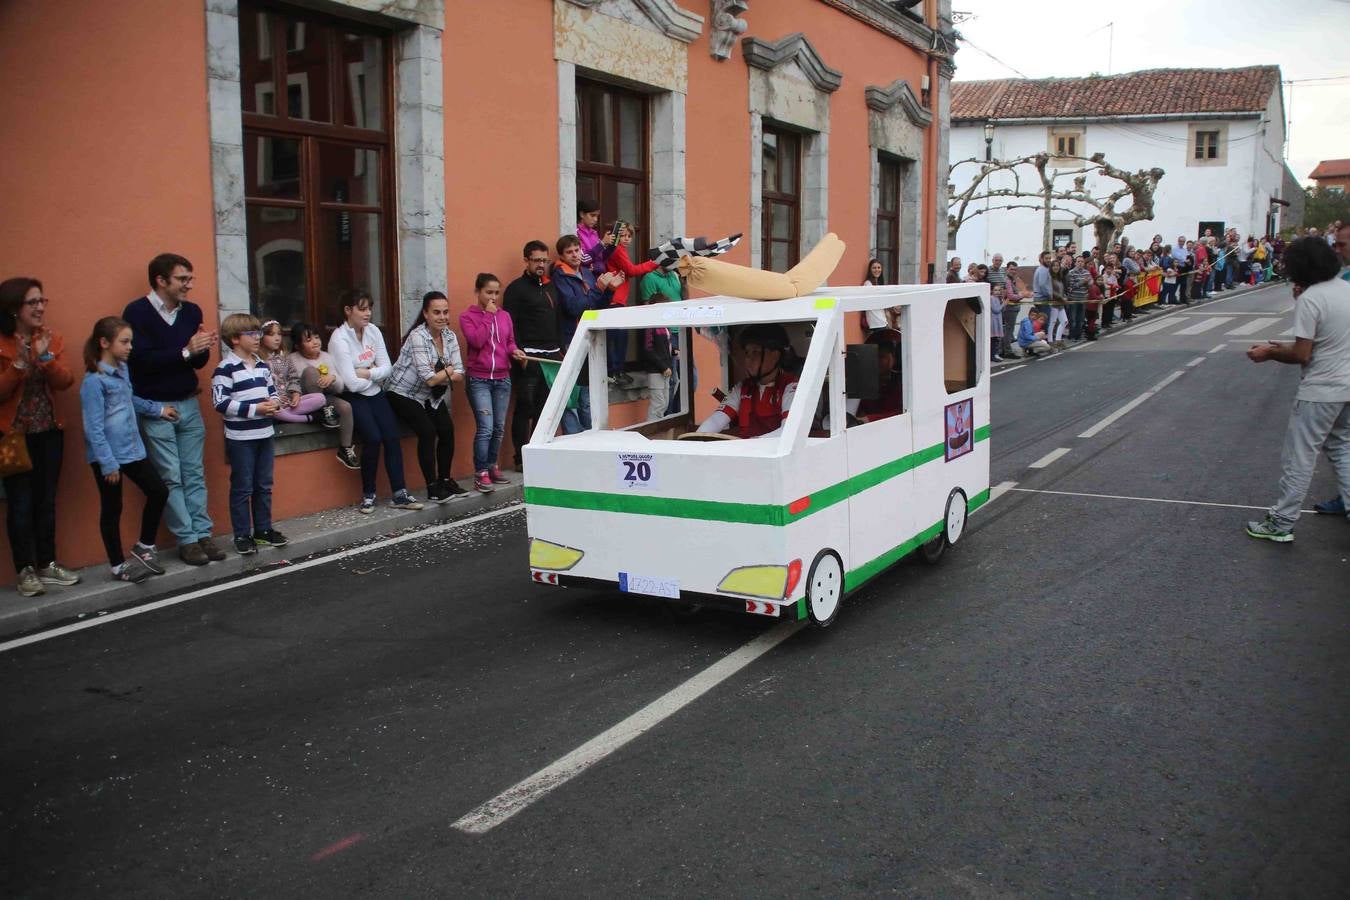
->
xmin=0 ymin=428 xmax=32 ymax=478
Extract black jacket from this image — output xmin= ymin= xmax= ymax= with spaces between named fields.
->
xmin=639 ymin=328 xmax=673 ymax=374
xmin=503 ymin=272 xmax=562 ymax=351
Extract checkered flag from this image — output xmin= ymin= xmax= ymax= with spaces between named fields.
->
xmin=648 ymin=234 xmax=742 ymax=271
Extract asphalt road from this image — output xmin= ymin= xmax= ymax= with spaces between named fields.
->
xmin=4 ymin=282 xmax=1348 ymax=897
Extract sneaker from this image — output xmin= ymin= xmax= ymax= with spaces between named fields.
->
xmin=233 ymin=535 xmax=257 ymax=555
xmin=1245 ymin=516 xmax=1293 ymax=543
xmin=37 ymin=562 xmax=81 ymax=586
xmin=112 ymin=560 xmax=153 ymax=584
xmin=130 ymin=543 xmax=165 ymax=575
xmin=475 ymin=470 xmax=495 ymax=493
xmin=615 ymin=372 xmax=636 ymax=389
xmin=320 ymin=405 xmax=340 ymax=429
xmin=391 ymin=490 xmax=424 ymax=510
xmin=427 ymin=482 xmax=451 ymax=504
xmin=179 ymin=541 xmax=210 ymax=566
xmin=991 ymin=353 xmax=1003 ymax=362
xmin=16 ymin=566 xmax=44 ymax=598
xmin=199 ymin=537 xmax=228 ymax=561
xmin=445 ymin=478 xmax=470 ymax=499
xmin=489 ymin=465 xmax=510 ymax=485
xmin=1313 ymin=496 xmax=1346 ymax=516
xmin=337 ymin=445 xmax=360 ymax=469
xmin=359 ymin=495 xmax=376 ymax=514
xmin=253 ymin=529 xmax=289 ymax=548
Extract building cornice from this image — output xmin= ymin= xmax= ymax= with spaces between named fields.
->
xmin=742 ymin=32 xmax=843 ymax=93
xmin=865 ymin=78 xmax=933 ymax=128
xmin=815 ymin=0 xmax=935 ymax=55
xmin=561 ymin=0 xmax=704 ymax=44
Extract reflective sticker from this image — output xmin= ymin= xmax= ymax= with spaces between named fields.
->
xmin=581 ymin=310 xmax=600 ymax=320
xmin=813 ymin=297 xmax=837 ymax=309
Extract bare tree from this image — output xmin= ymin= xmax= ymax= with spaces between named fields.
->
xmin=948 ymin=151 xmax=1164 ymax=255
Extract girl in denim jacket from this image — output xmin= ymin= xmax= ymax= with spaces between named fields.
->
xmin=80 ymin=317 xmax=174 ymax=582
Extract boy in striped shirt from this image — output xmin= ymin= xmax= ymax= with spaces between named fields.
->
xmin=212 ymin=314 xmax=287 ymax=555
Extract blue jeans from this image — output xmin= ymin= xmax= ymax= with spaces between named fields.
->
xmin=1066 ymin=301 xmax=1086 ymax=339
xmin=561 ymin=382 xmax=593 ymax=434
xmin=346 ymin=391 xmax=406 ymax=497
xmin=468 ymin=376 xmax=511 ymax=472
xmin=607 ymin=330 xmax=628 ymax=377
xmin=224 ymin=437 xmax=273 ymax=538
xmin=140 ymin=394 xmax=212 ymax=543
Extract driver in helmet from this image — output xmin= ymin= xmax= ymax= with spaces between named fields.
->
xmin=696 ymin=323 xmax=798 ymax=438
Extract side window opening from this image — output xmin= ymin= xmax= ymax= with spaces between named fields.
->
xmin=943 ymin=298 xmax=981 ymax=393
xmin=844 ymin=309 xmax=906 ymax=428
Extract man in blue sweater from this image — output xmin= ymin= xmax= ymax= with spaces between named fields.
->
xmin=123 ymin=253 xmax=224 ymax=566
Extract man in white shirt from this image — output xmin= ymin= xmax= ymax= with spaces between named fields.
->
xmin=1245 ymin=237 xmax=1350 ymax=541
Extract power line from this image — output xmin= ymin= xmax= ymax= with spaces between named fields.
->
xmin=956 ymin=36 xmax=1031 ymax=79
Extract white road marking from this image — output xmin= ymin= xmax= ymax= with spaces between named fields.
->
xmin=1279 ymin=328 xmax=1294 ymax=336
xmin=991 ymin=364 xmax=1026 ymax=378
xmin=1009 ymin=487 xmax=1314 ymax=514
xmin=1174 ymin=316 xmax=1234 ymax=335
xmin=1078 ymin=370 xmax=1186 ymax=439
xmin=1186 ymin=356 xmax=1207 ymax=367
xmin=989 ymin=480 xmax=1018 ymax=503
xmin=1208 ymin=344 xmax=1226 ymax=354
xmin=451 ymin=619 xmax=806 ymax=834
xmin=1121 ymin=315 xmax=1183 ymax=336
xmin=1224 ymin=317 xmax=1283 ymax=336
xmin=0 ymin=504 xmax=526 ymax=654
xmin=1028 ymin=447 xmax=1072 ymax=469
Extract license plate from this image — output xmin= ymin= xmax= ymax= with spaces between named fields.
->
xmin=618 ymin=572 xmax=679 ymax=599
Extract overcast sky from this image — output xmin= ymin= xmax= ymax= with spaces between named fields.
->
xmin=950 ymin=0 xmax=1350 ymax=186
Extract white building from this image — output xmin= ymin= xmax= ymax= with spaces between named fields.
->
xmin=947 ymin=66 xmax=1291 ymax=266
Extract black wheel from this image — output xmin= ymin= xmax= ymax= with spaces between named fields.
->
xmin=919 ymin=531 xmax=946 ymax=565
xmin=805 ymin=549 xmax=844 ymax=628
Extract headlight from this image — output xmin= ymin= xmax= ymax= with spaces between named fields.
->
xmin=529 ymin=538 xmax=584 ymax=571
xmin=717 ymin=560 xmax=802 ymax=601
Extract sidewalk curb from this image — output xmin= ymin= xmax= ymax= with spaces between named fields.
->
xmin=0 ymin=481 xmax=525 ymax=641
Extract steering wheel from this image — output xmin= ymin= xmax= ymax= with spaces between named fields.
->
xmin=676 ymin=432 xmax=741 ymax=441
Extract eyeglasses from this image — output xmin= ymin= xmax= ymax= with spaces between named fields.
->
xmin=526 ymin=257 xmax=551 ymax=264
xmin=171 ymin=275 xmax=195 ymax=284
xmin=21 ymin=297 xmax=49 ymax=307
xmin=240 ymin=330 xmax=262 ymax=338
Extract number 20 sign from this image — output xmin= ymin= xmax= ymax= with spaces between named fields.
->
xmin=616 ymin=453 xmax=657 ymax=490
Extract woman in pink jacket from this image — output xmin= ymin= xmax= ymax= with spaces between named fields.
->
xmin=460 ymin=273 xmax=526 ymax=492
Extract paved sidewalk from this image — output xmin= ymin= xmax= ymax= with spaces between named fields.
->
xmin=1 ymin=476 xmax=525 ymax=640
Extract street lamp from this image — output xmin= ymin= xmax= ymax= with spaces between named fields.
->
xmin=983 ymin=122 xmax=994 ymax=162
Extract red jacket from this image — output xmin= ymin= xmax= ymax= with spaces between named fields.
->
xmin=0 ymin=331 xmax=75 ymax=429
xmin=606 ymin=244 xmax=659 ymax=306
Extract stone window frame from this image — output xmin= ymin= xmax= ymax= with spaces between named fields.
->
xmin=204 ymin=0 xmax=446 ymax=335
xmin=1047 ymin=127 xmax=1084 ymax=166
xmin=742 ymin=33 xmax=842 ymax=271
xmin=1187 ymin=122 xmax=1229 ymax=167
xmin=553 ymin=0 xmax=704 ymax=245
xmin=864 ymin=78 xmax=930 ymax=285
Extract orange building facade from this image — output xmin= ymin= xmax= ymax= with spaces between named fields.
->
xmin=0 ymin=0 xmax=956 ymax=582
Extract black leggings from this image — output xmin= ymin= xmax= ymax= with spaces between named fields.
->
xmin=387 ymin=391 xmax=454 ymax=487
xmin=92 ymin=458 xmax=169 ymax=567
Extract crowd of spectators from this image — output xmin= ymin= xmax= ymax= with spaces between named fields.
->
xmin=952 ymin=228 xmax=1293 ymax=361
xmin=0 ymin=201 xmax=692 ymax=597
xmin=4 ymin=216 xmax=1343 ymax=597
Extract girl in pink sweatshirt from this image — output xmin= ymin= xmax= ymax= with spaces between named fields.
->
xmin=459 ymin=273 xmax=527 ymax=491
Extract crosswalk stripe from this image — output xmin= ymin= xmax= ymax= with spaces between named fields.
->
xmin=1224 ymin=317 xmax=1283 ymax=336
xmin=1173 ymin=316 xmax=1234 ymax=335
xmin=1123 ymin=315 xmax=1182 ymax=335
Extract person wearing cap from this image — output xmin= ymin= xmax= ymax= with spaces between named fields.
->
xmin=696 ymin=324 xmax=798 ymax=438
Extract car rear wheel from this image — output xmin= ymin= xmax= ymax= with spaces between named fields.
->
xmin=805 ymin=549 xmax=844 ymax=628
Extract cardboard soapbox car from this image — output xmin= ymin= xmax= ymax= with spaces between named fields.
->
xmin=523 ymin=282 xmax=992 ymax=627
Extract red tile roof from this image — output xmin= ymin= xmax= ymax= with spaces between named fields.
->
xmin=952 ymin=66 xmax=1281 ymax=121
xmin=1309 ymin=158 xmax=1350 ymax=180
